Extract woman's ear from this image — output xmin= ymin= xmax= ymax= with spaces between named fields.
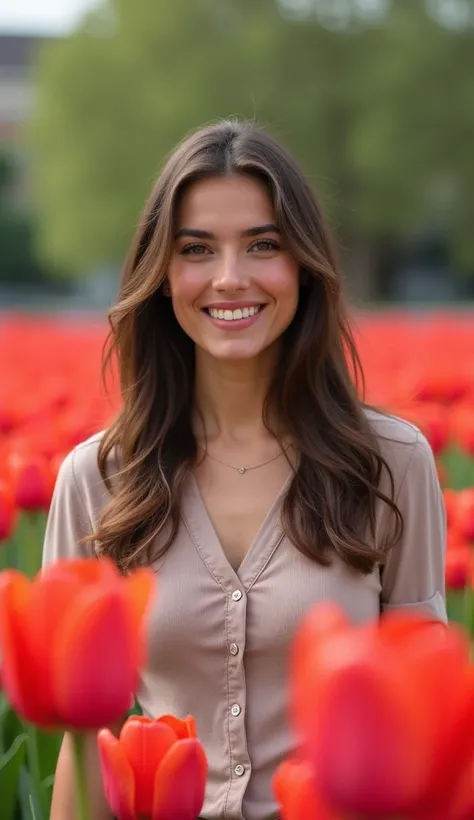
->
xmin=162 ymin=280 xmax=171 ymax=297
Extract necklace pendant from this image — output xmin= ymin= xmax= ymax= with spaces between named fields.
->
xmin=238 ymin=467 xmax=246 ymax=474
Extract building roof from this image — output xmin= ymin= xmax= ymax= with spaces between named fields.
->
xmin=0 ymin=34 xmax=50 ymax=72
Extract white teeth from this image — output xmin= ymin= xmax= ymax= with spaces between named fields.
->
xmin=208 ymin=306 xmax=261 ymax=321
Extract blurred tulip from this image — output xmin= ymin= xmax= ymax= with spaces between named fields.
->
xmin=444 ymin=489 xmax=459 ymax=529
xmin=8 ymin=451 xmax=56 ymax=512
xmin=273 ymin=758 xmax=340 ymax=820
xmin=0 ymin=558 xmax=154 ymax=729
xmin=0 ymin=479 xmax=17 ymax=542
xmin=450 ymin=404 xmax=474 ymax=457
xmin=453 ymin=489 xmax=474 ymax=543
xmin=391 ymin=402 xmax=449 ymax=454
xmin=98 ymin=714 xmax=207 ymax=820
xmin=446 ymin=544 xmax=471 ymax=590
xmin=292 ymin=603 xmax=474 ymax=818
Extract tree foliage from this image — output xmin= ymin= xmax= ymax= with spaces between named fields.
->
xmin=29 ymin=0 xmax=474 ymax=277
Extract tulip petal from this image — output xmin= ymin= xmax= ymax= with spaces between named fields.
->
xmin=311 ymin=659 xmax=430 ymax=815
xmin=153 ymin=738 xmax=208 ymax=820
xmin=27 ymin=570 xmax=79 ymax=714
xmin=122 ymin=569 xmax=155 ymax=668
xmin=158 ymin=714 xmax=197 ymax=740
xmin=52 ymin=588 xmax=136 ymax=729
xmin=273 ymin=759 xmax=339 ymax=820
xmin=42 ymin=557 xmax=120 ymax=587
xmin=97 ymin=728 xmax=136 ymax=820
xmin=0 ymin=571 xmax=52 ymax=724
xmin=120 ymin=717 xmax=177 ymax=817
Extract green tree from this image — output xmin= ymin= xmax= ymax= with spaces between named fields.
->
xmin=0 ymin=152 xmax=48 ymax=284
xmin=29 ymin=0 xmax=474 ymax=293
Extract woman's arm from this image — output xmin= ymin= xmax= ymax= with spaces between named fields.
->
xmin=380 ymin=427 xmax=447 ymax=621
xmin=50 ymin=720 xmax=124 ymax=820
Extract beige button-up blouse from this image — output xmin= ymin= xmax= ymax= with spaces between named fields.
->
xmin=42 ymin=411 xmax=447 ymax=820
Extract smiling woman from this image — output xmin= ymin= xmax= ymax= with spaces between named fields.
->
xmin=167 ymin=175 xmax=299 ymax=361
xmin=43 ymin=118 xmax=446 ymax=820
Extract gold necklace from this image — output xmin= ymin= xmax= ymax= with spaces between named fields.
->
xmin=197 ymin=443 xmax=289 ymax=474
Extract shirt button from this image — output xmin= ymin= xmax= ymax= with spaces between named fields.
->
xmin=234 ymin=764 xmax=245 ymax=777
xmin=231 ymin=704 xmax=241 ymax=716
xmin=232 ymin=590 xmax=243 ymax=601
xmin=229 ymin=643 xmax=239 ymax=656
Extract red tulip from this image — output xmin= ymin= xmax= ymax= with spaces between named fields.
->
xmin=450 ymin=404 xmax=474 ymax=457
xmin=0 ymin=558 xmax=154 ymax=729
xmin=391 ymin=402 xmax=449 ymax=455
xmin=444 ymin=489 xmax=459 ymax=528
xmin=98 ymin=715 xmax=208 ymax=820
xmin=273 ymin=758 xmax=340 ymax=820
xmin=453 ymin=489 xmax=474 ymax=543
xmin=446 ymin=544 xmax=471 ymax=590
xmin=0 ymin=480 xmax=17 ymax=542
xmin=8 ymin=451 xmax=56 ymax=512
xmin=292 ymin=603 xmax=474 ymax=818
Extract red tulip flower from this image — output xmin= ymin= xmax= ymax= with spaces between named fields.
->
xmin=0 ymin=558 xmax=154 ymax=729
xmin=8 ymin=451 xmax=56 ymax=512
xmin=446 ymin=544 xmax=471 ymax=590
xmin=0 ymin=480 xmax=17 ymax=542
xmin=273 ymin=758 xmax=340 ymax=820
xmin=98 ymin=715 xmax=208 ymax=820
xmin=292 ymin=603 xmax=474 ymax=818
xmin=454 ymin=489 xmax=474 ymax=543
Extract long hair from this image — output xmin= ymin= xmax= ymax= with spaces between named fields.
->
xmin=90 ymin=118 xmax=402 ymax=573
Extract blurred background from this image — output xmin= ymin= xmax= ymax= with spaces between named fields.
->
xmin=1 ymin=0 xmax=474 ymax=311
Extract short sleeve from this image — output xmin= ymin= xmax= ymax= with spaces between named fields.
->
xmin=380 ymin=430 xmax=447 ymax=623
xmin=42 ymin=448 xmax=94 ymax=567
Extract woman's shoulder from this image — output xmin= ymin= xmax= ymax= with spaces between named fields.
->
xmin=57 ymin=430 xmax=120 ymax=501
xmin=363 ymin=406 xmax=435 ymax=488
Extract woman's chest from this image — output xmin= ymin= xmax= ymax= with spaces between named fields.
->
xmin=144 ymin=526 xmax=382 ymax=675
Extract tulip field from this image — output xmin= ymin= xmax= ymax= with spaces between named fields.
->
xmin=0 ymin=311 xmax=474 ymax=819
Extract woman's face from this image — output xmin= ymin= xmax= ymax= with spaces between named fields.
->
xmin=166 ymin=174 xmax=300 ymax=363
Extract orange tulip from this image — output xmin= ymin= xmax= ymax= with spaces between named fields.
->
xmin=273 ymin=758 xmax=340 ymax=820
xmin=292 ymin=603 xmax=474 ymax=818
xmin=0 ymin=558 xmax=154 ymax=729
xmin=98 ymin=714 xmax=208 ymax=820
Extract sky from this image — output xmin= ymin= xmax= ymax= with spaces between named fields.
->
xmin=0 ymin=0 xmax=100 ymax=35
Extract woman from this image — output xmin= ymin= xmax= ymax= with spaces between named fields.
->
xmin=44 ymin=119 xmax=446 ymax=820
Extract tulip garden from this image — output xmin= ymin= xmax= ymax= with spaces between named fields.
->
xmin=0 ymin=311 xmax=474 ymax=819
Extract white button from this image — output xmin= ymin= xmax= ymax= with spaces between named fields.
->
xmin=232 ymin=590 xmax=243 ymax=601
xmin=231 ymin=704 xmax=241 ymax=716
xmin=229 ymin=643 xmax=239 ymax=656
xmin=234 ymin=764 xmax=245 ymax=777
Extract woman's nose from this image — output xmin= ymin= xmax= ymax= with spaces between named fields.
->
xmin=212 ymin=251 xmax=249 ymax=292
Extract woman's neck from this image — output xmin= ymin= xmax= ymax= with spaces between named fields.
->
xmin=193 ymin=347 xmax=278 ymax=443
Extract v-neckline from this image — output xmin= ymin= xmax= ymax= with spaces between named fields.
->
xmin=182 ymin=471 xmax=293 ymax=592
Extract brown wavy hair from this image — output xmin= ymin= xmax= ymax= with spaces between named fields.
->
xmin=91 ymin=118 xmax=403 ymax=573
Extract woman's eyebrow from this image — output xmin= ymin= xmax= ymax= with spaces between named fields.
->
xmin=174 ymin=223 xmax=281 ymax=240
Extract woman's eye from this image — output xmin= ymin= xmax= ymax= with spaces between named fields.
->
xmin=180 ymin=243 xmax=210 ymax=256
xmin=250 ymin=239 xmax=281 ymax=252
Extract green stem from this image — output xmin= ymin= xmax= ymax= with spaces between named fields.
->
xmin=26 ymin=722 xmax=46 ymax=819
xmin=72 ymin=733 xmax=90 ymax=820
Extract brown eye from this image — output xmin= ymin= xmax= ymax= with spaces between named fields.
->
xmin=250 ymin=239 xmax=281 ymax=252
xmin=180 ymin=243 xmax=211 ymax=256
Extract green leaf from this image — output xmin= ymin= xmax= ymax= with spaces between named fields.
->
xmin=18 ymin=766 xmax=44 ymax=820
xmin=0 ymin=734 xmax=27 ymax=820
xmin=34 ymin=728 xmax=62 ymax=783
